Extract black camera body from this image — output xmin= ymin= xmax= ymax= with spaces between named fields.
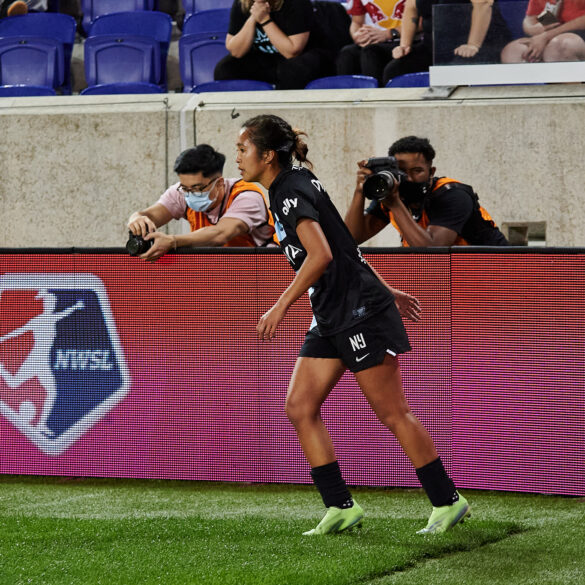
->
xmin=126 ymin=232 xmax=153 ymax=256
xmin=362 ymin=156 xmax=407 ymax=200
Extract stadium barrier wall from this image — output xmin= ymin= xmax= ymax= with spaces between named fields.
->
xmin=0 ymin=248 xmax=583 ymax=496
xmin=1 ymin=85 xmax=585 ymax=249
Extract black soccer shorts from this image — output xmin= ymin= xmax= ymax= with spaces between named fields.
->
xmin=299 ymin=304 xmax=411 ymax=373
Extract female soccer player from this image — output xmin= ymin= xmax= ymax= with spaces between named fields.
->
xmin=236 ymin=114 xmax=469 ymax=535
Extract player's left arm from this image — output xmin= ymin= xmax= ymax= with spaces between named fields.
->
xmin=367 ymin=264 xmax=422 ymax=322
xmin=257 ymin=218 xmax=332 ymax=341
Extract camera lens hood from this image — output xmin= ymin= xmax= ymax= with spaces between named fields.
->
xmin=363 ymin=172 xmax=395 ymax=200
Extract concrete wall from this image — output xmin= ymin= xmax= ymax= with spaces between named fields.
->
xmin=1 ymin=84 xmax=584 ymax=248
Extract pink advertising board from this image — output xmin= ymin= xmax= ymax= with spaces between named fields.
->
xmin=0 ymin=249 xmax=583 ymax=495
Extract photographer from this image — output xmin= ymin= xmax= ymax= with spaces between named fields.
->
xmin=345 ymin=136 xmax=508 ymax=247
xmin=127 ymin=145 xmax=276 ymax=261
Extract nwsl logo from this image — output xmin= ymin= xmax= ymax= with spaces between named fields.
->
xmin=0 ymin=274 xmax=130 ymax=455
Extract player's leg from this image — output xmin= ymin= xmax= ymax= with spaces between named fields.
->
xmin=285 ymin=356 xmax=344 ymax=466
xmin=355 ymin=354 xmax=437 ymax=467
xmin=286 ymin=354 xmax=363 ymax=535
xmin=355 ymin=354 xmax=469 ymax=533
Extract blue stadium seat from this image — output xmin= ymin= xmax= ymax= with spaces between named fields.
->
xmin=183 ymin=0 xmax=232 ymax=22
xmin=88 ymin=11 xmax=172 ymax=89
xmin=0 ymin=13 xmax=76 ymax=93
xmin=385 ymin=72 xmax=429 ymax=88
xmin=0 ymin=37 xmax=61 ymax=89
xmin=179 ymin=37 xmax=229 ymax=92
xmin=180 ymin=31 xmax=227 ymax=43
xmin=81 ymin=82 xmax=164 ymax=95
xmin=84 ymin=35 xmax=161 ymax=87
xmin=81 ymin=0 xmax=156 ymax=35
xmin=183 ymin=9 xmax=230 ymax=35
xmin=498 ymin=0 xmax=529 ymax=40
xmin=305 ymin=75 xmax=378 ymax=89
xmin=0 ymin=84 xmax=56 ymax=96
xmin=192 ymin=79 xmax=274 ymax=93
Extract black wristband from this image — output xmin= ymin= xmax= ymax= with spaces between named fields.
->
xmin=259 ymin=18 xmax=273 ymax=27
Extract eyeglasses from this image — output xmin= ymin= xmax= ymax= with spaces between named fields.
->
xmin=177 ymin=176 xmax=220 ymax=194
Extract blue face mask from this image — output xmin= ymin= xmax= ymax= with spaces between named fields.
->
xmin=184 ymin=178 xmax=219 ymax=212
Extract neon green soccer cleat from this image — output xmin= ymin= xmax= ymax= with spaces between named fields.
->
xmin=303 ymin=501 xmax=364 ymax=535
xmin=417 ymin=493 xmax=470 ymax=534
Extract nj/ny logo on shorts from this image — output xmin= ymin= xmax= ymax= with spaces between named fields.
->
xmin=349 ymin=333 xmax=367 ymax=351
xmin=0 ymin=274 xmax=130 ymax=456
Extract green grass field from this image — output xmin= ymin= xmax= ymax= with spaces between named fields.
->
xmin=0 ymin=476 xmax=582 ymax=585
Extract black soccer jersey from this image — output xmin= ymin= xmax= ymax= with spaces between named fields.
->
xmin=269 ymin=166 xmax=394 ymax=336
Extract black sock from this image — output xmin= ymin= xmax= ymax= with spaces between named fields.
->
xmin=415 ymin=457 xmax=458 ymax=507
xmin=310 ymin=461 xmax=353 ymax=508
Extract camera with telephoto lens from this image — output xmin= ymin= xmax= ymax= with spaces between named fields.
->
xmin=362 ymin=156 xmax=407 ymax=200
xmin=126 ymin=231 xmax=153 ymax=256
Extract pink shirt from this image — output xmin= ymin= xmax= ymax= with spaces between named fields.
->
xmin=158 ymin=178 xmax=275 ymax=247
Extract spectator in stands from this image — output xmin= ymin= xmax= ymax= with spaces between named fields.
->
xmin=214 ymin=0 xmax=332 ymax=89
xmin=127 ymin=145 xmax=275 ymax=261
xmin=344 ymin=136 xmax=509 ymax=246
xmin=501 ymin=0 xmax=585 ymax=63
xmin=336 ymin=0 xmax=406 ymax=85
xmin=386 ymin=0 xmax=506 ymax=85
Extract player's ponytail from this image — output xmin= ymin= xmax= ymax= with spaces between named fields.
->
xmin=291 ymin=129 xmax=311 ymax=169
xmin=242 ymin=114 xmax=313 ymax=170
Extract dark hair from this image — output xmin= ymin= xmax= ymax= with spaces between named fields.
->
xmin=388 ymin=136 xmax=435 ymax=164
xmin=241 ymin=114 xmax=312 ymax=169
xmin=173 ymin=145 xmax=226 ymax=176
xmin=239 ymin=0 xmax=283 ymax=12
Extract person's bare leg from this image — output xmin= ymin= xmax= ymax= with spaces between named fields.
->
xmin=356 ymin=353 xmax=470 ymax=533
xmin=543 ymin=33 xmax=585 ymax=62
xmin=355 ymin=353 xmax=437 ymax=468
xmin=500 ymin=39 xmax=530 ymax=63
xmin=286 ymin=356 xmax=364 ymax=534
xmin=285 ymin=356 xmax=345 ymax=466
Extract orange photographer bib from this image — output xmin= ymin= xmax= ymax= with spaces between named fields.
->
xmin=383 ymin=178 xmax=498 ymax=247
xmin=186 ymin=180 xmax=276 ymax=247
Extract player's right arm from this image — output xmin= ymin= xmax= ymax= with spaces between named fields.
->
xmin=257 ymin=218 xmax=333 ymax=341
xmin=344 ymin=160 xmax=387 ymax=245
xmin=127 ymin=203 xmax=174 ymax=238
xmin=368 ymin=263 xmax=422 ymax=322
